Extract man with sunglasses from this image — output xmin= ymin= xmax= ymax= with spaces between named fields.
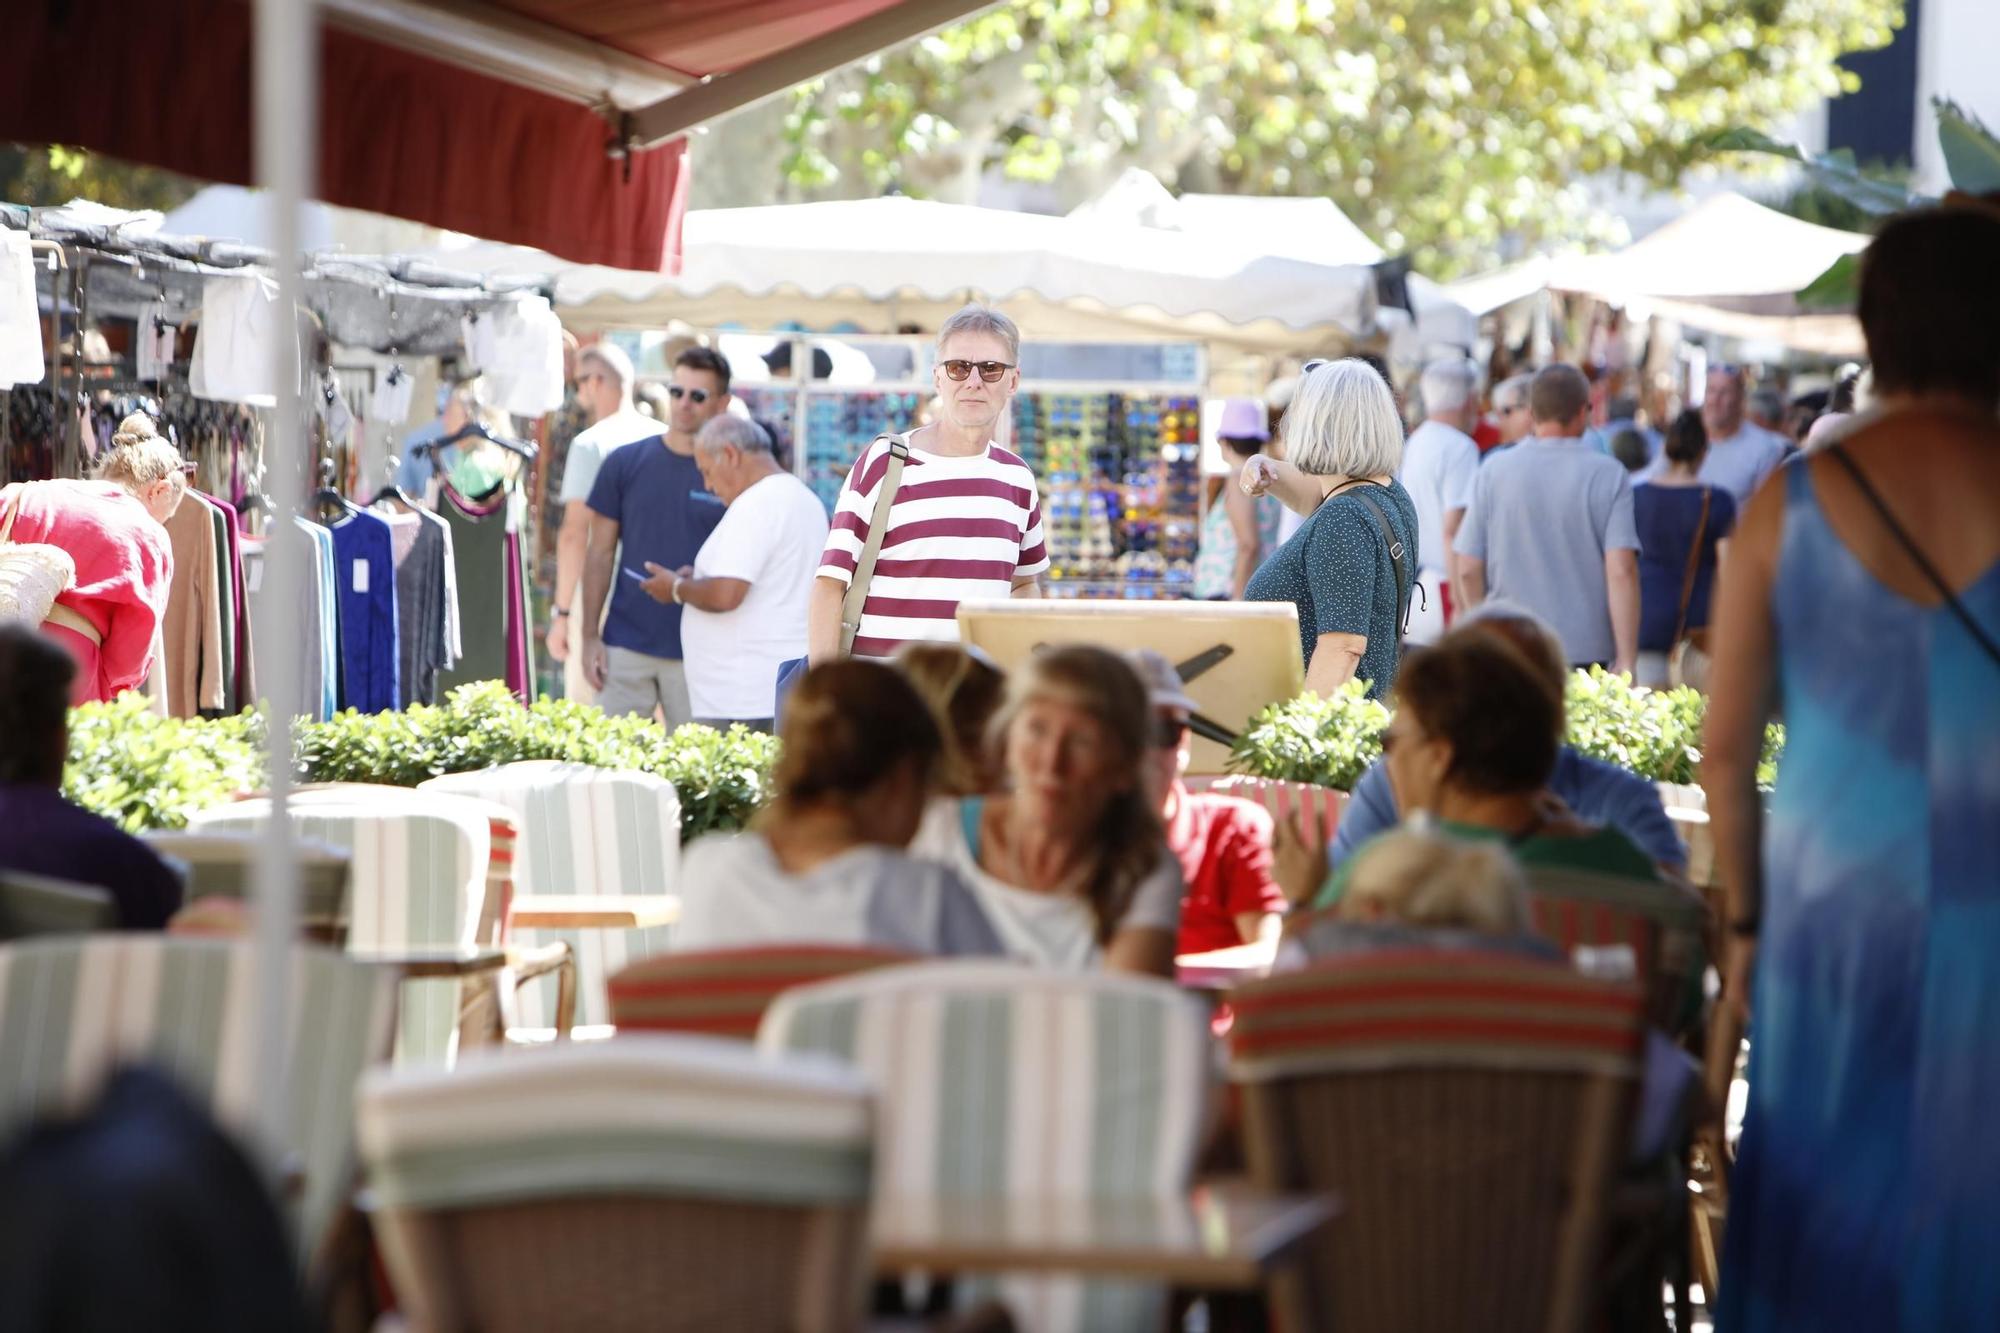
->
xmin=808 ymin=304 xmax=1048 ymax=662
xmin=578 ymin=346 xmax=734 ymax=725
xmin=546 ymin=342 xmax=657 ymax=705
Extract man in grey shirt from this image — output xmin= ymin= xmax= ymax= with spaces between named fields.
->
xmin=1454 ymin=364 xmax=1640 ymax=673
xmin=1690 ymin=364 xmax=1790 ymax=505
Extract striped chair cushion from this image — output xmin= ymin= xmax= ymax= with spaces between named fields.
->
xmin=187 ymin=796 xmax=493 ymax=1065
xmin=1182 ymin=775 xmax=1346 ymax=847
xmin=1228 ymin=949 xmax=1647 ymax=1084
xmin=420 ymin=763 xmax=683 ymax=1027
xmin=608 ymin=945 xmax=915 ymax=1041
xmin=0 ymin=936 xmax=395 ymax=1263
xmin=1522 ymin=864 xmax=1710 ymax=1032
xmin=759 ymin=960 xmax=1215 ymax=1333
xmin=358 ymin=1035 xmax=873 ymax=1211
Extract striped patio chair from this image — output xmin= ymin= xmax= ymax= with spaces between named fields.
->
xmin=1182 ymin=775 xmax=1346 ymax=848
xmin=139 ymin=831 xmax=354 ymax=935
xmin=420 ymin=762 xmax=682 ymax=1028
xmin=358 ymin=1035 xmax=875 ymax=1333
xmin=1522 ymin=864 xmax=1711 ymax=1034
xmin=0 ymin=871 xmax=116 ymax=938
xmin=608 ymin=945 xmax=915 ymax=1040
xmin=187 ymin=795 xmax=498 ymax=1065
xmin=1228 ymin=949 xmax=1647 ymax=1333
xmin=759 ymin=959 xmax=1216 ymax=1333
xmin=0 ymin=935 xmax=395 ymax=1268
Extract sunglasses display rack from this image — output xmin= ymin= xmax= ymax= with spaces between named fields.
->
xmin=1031 ymin=391 xmax=1202 ymax=601
xmin=734 ymin=386 xmax=799 ymax=471
xmin=800 ymin=389 xmax=927 ymax=511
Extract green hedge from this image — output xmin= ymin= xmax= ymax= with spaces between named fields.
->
xmin=66 ymin=683 xmax=778 ymax=844
xmin=1228 ymin=669 xmax=1785 ymax=792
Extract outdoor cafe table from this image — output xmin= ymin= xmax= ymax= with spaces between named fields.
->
xmin=508 ymin=895 xmax=682 ymax=931
xmin=870 ymin=1182 xmax=1338 ymax=1289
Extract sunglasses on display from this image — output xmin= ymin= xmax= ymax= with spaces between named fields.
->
xmin=668 ymin=386 xmax=710 ymax=404
xmin=940 ymin=359 xmax=1015 ymax=383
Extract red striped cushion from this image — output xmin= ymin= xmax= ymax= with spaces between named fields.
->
xmin=608 ymin=946 xmax=916 ymax=1040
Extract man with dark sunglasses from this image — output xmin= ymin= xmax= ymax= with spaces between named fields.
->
xmin=578 ymin=345 xmax=734 ymax=725
xmin=808 ymin=304 xmax=1048 ymax=662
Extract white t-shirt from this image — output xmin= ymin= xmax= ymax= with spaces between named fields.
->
xmin=682 ymin=471 xmax=830 ymax=720
xmin=1398 ymin=419 xmax=1480 ymax=574
xmin=912 ymin=798 xmax=1184 ymax=970
xmin=675 ymin=831 xmax=1006 ymax=957
xmin=558 ymin=406 xmax=661 ymax=506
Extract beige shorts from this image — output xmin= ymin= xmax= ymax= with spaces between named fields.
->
xmin=596 ymin=647 xmax=691 ymax=729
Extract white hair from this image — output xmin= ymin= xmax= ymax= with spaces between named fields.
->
xmin=1282 ymin=359 xmax=1404 ymax=478
xmin=95 ymin=413 xmax=184 ymax=489
xmin=936 ymin=304 xmax=1020 ymax=363
xmin=695 ymin=414 xmax=772 ymax=454
xmin=578 ymin=341 xmax=635 ymax=389
xmin=1419 ymin=356 xmax=1481 ymax=415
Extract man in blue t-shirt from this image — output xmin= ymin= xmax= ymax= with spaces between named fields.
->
xmin=578 ymin=346 xmax=732 ymax=724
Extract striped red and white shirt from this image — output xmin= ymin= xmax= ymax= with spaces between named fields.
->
xmin=817 ymin=433 xmax=1049 ymax=657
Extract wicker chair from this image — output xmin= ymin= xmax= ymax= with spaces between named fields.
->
xmin=358 ymin=1036 xmax=875 ymax=1333
xmin=420 ymin=762 xmax=683 ymax=1027
xmin=608 ymin=944 xmax=916 ymax=1040
xmin=760 ymin=959 xmax=1216 ymax=1333
xmin=0 ymin=935 xmax=395 ymax=1269
xmin=0 ymin=870 xmax=115 ymax=938
xmin=1228 ymin=948 xmax=1647 ymax=1333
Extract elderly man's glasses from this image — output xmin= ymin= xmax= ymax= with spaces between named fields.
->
xmin=667 ymin=385 xmax=710 ymax=404
xmin=940 ymin=359 xmax=1014 ymax=383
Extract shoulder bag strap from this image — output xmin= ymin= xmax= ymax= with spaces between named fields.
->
xmin=1350 ymin=486 xmax=1413 ymax=636
xmin=1672 ymin=486 xmax=1712 ymax=645
xmin=1825 ymin=443 xmax=2000 ymax=669
xmin=838 ymin=434 xmax=910 ymax=656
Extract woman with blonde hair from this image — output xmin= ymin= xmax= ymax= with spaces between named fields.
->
xmin=1242 ymin=358 xmax=1419 ymax=698
xmin=912 ymin=644 xmax=1182 ymax=975
xmin=893 ymin=642 xmax=1006 ymax=796
xmin=675 ymin=659 xmax=1003 ymax=955
xmin=0 ymin=413 xmax=183 ymax=701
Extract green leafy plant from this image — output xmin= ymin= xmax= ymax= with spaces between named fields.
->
xmin=1227 ymin=669 xmax=1785 ymax=793
xmin=64 ymin=695 xmax=267 ymax=833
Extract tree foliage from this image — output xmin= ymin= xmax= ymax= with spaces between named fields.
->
xmin=0 ymin=145 xmax=200 ymax=214
xmin=700 ymin=0 xmax=1903 ymax=278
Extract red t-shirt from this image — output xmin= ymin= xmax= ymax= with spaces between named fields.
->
xmin=1165 ymin=785 xmax=1288 ymax=955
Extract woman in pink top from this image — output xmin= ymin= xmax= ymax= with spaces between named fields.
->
xmin=0 ymin=415 xmax=184 ymax=702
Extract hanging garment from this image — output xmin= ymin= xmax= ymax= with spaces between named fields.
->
xmin=190 ymin=273 xmax=280 ymax=407
xmin=433 ymin=482 xmax=513 ymax=698
xmin=200 ymin=493 xmax=253 ymax=712
xmin=476 ymin=295 xmax=565 ymax=418
xmin=135 ymin=304 xmax=177 ymax=383
xmin=205 ymin=498 xmax=237 ymax=716
xmin=307 ymin=521 xmax=340 ymax=719
xmin=160 ymin=493 xmax=225 ymax=717
xmin=374 ymin=505 xmax=456 ymax=709
xmin=0 ymin=229 xmax=43 ymax=388
xmin=326 ymin=507 xmax=400 ymax=713
xmin=368 ymin=365 xmax=416 ymax=426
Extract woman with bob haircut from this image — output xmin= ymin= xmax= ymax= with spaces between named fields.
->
xmin=912 ymin=644 xmax=1182 ymax=975
xmin=1242 ymin=357 xmax=1419 ymax=699
xmin=674 ymin=659 xmax=1004 ymax=956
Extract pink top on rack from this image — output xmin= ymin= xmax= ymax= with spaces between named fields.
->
xmin=1 ymin=480 xmax=174 ymax=701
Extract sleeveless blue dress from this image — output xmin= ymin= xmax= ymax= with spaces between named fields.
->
xmin=1717 ymin=462 xmax=2000 ymax=1331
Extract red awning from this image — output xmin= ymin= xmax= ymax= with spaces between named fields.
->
xmin=2 ymin=0 xmax=996 ymax=272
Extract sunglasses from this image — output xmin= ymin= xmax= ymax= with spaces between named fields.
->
xmin=667 ymin=385 xmax=710 ymax=404
xmin=940 ymin=359 xmax=1015 ymax=383
xmin=1152 ymin=716 xmax=1189 ymax=749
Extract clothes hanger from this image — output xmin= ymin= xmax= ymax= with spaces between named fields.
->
xmin=368 ymin=455 xmax=419 ymax=511
xmin=422 ymin=418 xmax=539 ymax=462
xmin=311 ymin=457 xmax=357 ymax=523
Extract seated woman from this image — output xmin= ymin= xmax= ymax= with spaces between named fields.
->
xmin=913 ymin=645 xmax=1183 ymax=976
xmin=1299 ymin=629 xmax=1664 ymax=912
xmin=893 ymin=642 xmax=1006 ymax=797
xmin=674 ymin=660 xmax=1004 ymax=956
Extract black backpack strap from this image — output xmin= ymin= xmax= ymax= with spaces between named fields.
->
xmin=1351 ymin=487 xmax=1413 ymax=638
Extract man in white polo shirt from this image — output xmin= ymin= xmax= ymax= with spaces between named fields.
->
xmin=807 ymin=304 xmax=1048 ymax=661
xmin=664 ymin=416 xmax=828 ymax=732
xmin=1398 ymin=355 xmax=1483 ymax=642
xmin=545 ymin=342 xmax=660 ymax=705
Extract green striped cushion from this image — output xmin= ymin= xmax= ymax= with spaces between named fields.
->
xmin=0 ymin=936 xmax=395 ymax=1262
xmin=420 ymin=763 xmax=682 ymax=1027
xmin=358 ymin=1035 xmax=872 ymax=1211
xmin=1228 ymin=948 xmax=1647 ymax=1084
xmin=608 ymin=945 xmax=915 ymax=1040
xmin=188 ymin=798 xmax=491 ymax=1065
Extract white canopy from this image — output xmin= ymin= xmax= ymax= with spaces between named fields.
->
xmin=419 ymin=194 xmax=1382 ymax=357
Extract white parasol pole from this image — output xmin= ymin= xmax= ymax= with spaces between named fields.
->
xmin=250 ymin=0 xmax=315 ymax=1153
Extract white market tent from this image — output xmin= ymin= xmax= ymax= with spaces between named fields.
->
xmin=1445 ymin=192 xmax=1870 ymax=357
xmin=1068 ymin=168 xmax=1479 ymax=363
xmin=414 ymin=194 xmax=1384 ymax=358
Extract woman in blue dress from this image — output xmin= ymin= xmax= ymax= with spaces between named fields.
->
xmin=1702 ymin=200 xmax=2000 ymax=1331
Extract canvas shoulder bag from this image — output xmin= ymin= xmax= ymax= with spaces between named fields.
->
xmin=0 ymin=483 xmax=77 ymax=631
xmin=837 ymin=433 xmax=911 ymax=657
xmin=1667 ymin=487 xmax=1713 ymax=690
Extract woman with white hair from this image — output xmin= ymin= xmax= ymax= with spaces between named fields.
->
xmin=0 ymin=414 xmax=184 ymax=702
xmin=1243 ymin=357 xmax=1418 ymax=699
